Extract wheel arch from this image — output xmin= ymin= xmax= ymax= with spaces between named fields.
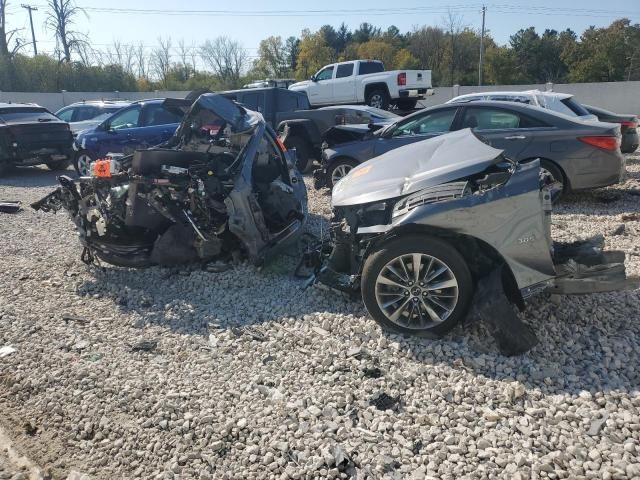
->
xmin=364 ymin=83 xmax=390 ymax=101
xmin=367 ymin=224 xmax=524 ymax=308
xmin=521 ymin=156 xmax=570 ymax=191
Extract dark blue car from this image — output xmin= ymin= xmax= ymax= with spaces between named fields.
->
xmin=72 ymin=98 xmax=184 ymax=175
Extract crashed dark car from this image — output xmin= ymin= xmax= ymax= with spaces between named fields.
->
xmin=32 ymin=94 xmax=307 ymax=268
xmin=306 ymin=129 xmax=637 ymax=353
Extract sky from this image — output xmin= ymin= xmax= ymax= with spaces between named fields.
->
xmin=3 ymin=0 xmax=640 ymax=65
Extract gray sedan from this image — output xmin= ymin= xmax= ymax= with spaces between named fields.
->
xmin=315 ymin=101 xmax=625 ymax=200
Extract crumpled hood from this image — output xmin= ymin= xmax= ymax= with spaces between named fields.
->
xmin=332 ymin=129 xmax=505 ymax=207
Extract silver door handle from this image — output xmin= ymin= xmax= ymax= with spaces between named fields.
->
xmin=504 ymin=135 xmax=526 ymax=140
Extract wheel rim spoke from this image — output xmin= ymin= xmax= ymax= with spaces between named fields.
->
xmin=377 ymin=274 xmax=406 ymax=289
xmin=420 ymin=297 xmax=443 ymax=323
xmin=411 ymin=254 xmax=422 ymax=283
xmin=426 ymin=278 xmax=458 ymax=291
xmin=425 ymin=264 xmax=448 ymax=283
xmin=386 ymin=262 xmax=409 ymax=283
xmin=389 ymin=297 xmax=412 ymax=322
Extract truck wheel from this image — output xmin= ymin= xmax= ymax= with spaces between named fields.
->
xmin=328 ymin=158 xmax=359 ymax=187
xmin=361 ymin=235 xmax=473 ymax=337
xmin=46 ymin=158 xmax=71 ymax=171
xmin=74 ymin=150 xmax=95 ymax=176
xmin=366 ymin=89 xmax=389 ymax=110
xmin=285 ymin=135 xmax=313 ymax=172
xmin=396 ymin=98 xmax=418 ymax=110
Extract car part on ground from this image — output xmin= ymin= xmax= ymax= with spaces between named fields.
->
xmin=0 ymin=201 xmax=21 ymax=214
xmin=32 ymin=94 xmax=308 ymax=269
xmin=583 ymin=104 xmax=639 ymax=154
xmin=301 ymin=130 xmax=639 ymax=354
xmin=314 ymin=100 xmax=626 ymax=199
xmin=0 ymin=103 xmax=73 ymax=176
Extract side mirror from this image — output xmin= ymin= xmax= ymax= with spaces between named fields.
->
xmin=310 ymin=76 xmax=317 ymax=82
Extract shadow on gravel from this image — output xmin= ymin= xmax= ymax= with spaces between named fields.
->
xmin=379 ymin=290 xmax=640 ymax=395
xmin=0 ymin=166 xmax=74 ymax=188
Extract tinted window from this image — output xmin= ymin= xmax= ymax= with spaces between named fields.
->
xmin=393 ymin=109 xmax=456 ymax=136
xmin=277 ymin=91 xmax=300 ymax=112
xmin=488 ymin=95 xmax=532 ymax=104
xmin=241 ymin=93 xmax=264 ymax=113
xmin=108 ymin=106 xmax=141 ymax=129
xmin=336 ymin=63 xmax=354 ymax=78
xmin=56 ymin=108 xmax=73 ymax=122
xmin=536 ymin=95 xmax=576 ymax=117
xmin=462 ymin=107 xmax=520 ymax=129
xmin=75 ymin=106 xmax=100 ymax=121
xmin=0 ymin=108 xmax=57 ymax=123
xmin=142 ymin=104 xmax=182 ymax=126
xmin=358 ymin=61 xmax=384 ymax=75
xmin=315 ymin=66 xmax=334 ymax=81
xmin=561 ymin=98 xmax=591 ymax=116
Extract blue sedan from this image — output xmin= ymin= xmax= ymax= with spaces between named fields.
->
xmin=73 ymin=98 xmax=184 ymax=175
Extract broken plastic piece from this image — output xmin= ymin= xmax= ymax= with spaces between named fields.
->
xmin=369 ymin=392 xmax=400 ymax=411
xmin=0 ymin=346 xmax=17 ymax=358
xmin=0 ymin=201 xmax=21 ymax=214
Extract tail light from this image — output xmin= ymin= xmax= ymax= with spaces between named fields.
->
xmin=578 ymin=136 xmax=620 ymax=151
xmin=621 ymin=120 xmax=638 ymax=129
xmin=397 ymin=72 xmax=406 ymax=86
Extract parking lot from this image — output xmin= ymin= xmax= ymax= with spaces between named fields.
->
xmin=0 ymin=150 xmax=639 ymax=479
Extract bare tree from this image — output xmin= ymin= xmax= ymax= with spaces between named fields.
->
xmin=442 ymin=9 xmax=464 ymax=85
xmin=107 ymin=40 xmax=135 ymax=73
xmin=177 ymin=39 xmax=191 ymax=79
xmin=45 ymin=0 xmax=88 ymax=62
xmin=135 ymin=42 xmax=148 ymax=80
xmin=200 ymin=36 xmax=247 ymax=87
xmin=151 ymin=36 xmax=172 ymax=85
xmin=0 ymin=0 xmax=26 ymax=58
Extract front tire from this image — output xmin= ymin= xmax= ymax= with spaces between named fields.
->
xmin=327 ymin=158 xmax=359 ymax=187
xmin=74 ymin=150 xmax=95 ymax=176
xmin=366 ymin=89 xmax=389 ymax=110
xmin=361 ymin=235 xmax=473 ymax=336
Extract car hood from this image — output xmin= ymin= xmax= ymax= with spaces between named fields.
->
xmin=69 ymin=119 xmax=102 ymax=134
xmin=332 ymin=129 xmax=505 ymax=207
xmin=289 ymin=80 xmax=311 ymax=90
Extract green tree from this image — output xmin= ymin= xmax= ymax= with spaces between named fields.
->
xmin=294 ymin=29 xmax=335 ymax=79
xmin=254 ymin=36 xmax=290 ymax=78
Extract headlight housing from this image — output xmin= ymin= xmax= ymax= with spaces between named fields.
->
xmin=392 ymin=181 xmax=471 ymax=218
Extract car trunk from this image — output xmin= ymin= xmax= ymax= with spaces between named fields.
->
xmin=7 ymin=122 xmax=72 ymax=158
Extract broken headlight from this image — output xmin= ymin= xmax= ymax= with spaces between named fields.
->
xmin=392 ymin=181 xmax=472 ymax=218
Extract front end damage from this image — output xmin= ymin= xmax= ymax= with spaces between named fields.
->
xmin=32 ymin=94 xmax=308 ymax=269
xmin=302 ymin=129 xmax=638 ymax=354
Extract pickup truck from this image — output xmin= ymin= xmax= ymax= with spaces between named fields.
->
xmin=221 ymin=87 xmax=398 ymax=170
xmin=288 ymin=60 xmax=432 ymax=110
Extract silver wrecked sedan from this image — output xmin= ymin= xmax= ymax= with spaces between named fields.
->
xmin=310 ymin=129 xmax=637 ymax=352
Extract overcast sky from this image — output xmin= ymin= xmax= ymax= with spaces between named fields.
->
xmin=4 ymin=0 xmax=639 ymax=62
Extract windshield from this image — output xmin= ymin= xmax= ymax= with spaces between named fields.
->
xmin=0 ymin=108 xmax=58 ymax=123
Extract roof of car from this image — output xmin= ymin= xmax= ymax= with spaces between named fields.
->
xmin=0 ymin=102 xmax=46 ymax=109
xmin=418 ymin=100 xmax=575 ymax=121
xmin=63 ymin=100 xmax=131 ymax=107
xmin=448 ymin=90 xmax=573 ymax=103
xmin=222 ymin=87 xmax=306 ymax=96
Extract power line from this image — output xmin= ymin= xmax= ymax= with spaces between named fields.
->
xmin=478 ymin=5 xmax=486 ymax=86
xmin=20 ymin=4 xmax=38 ymax=56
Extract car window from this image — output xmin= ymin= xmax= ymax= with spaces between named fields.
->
xmin=142 ymin=104 xmax=183 ymax=126
xmin=561 ymin=97 xmax=591 ymax=116
xmin=393 ymin=109 xmax=457 ymax=136
xmin=536 ymin=95 xmax=576 ymax=117
xmin=75 ymin=106 xmax=100 ymax=122
xmin=108 ymin=106 xmax=141 ymax=130
xmin=462 ymin=107 xmax=521 ymax=129
xmin=358 ymin=61 xmax=384 ymax=75
xmin=56 ymin=108 xmax=73 ymax=122
xmin=240 ymin=92 xmax=265 ymax=113
xmin=277 ymin=91 xmax=299 ymax=112
xmin=0 ymin=108 xmax=57 ymax=123
xmin=315 ymin=66 xmax=334 ymax=81
xmin=336 ymin=63 xmax=354 ymax=78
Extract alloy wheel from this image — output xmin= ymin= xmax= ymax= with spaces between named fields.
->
xmin=369 ymin=94 xmax=384 ymax=109
xmin=76 ymin=154 xmax=93 ymax=176
xmin=331 ymin=163 xmax=354 ymax=185
xmin=374 ymin=253 xmax=459 ymax=329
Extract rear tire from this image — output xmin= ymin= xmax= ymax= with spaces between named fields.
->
xmin=285 ymin=135 xmax=313 ymax=172
xmin=361 ymin=235 xmax=473 ymax=337
xmin=327 ymin=158 xmax=359 ymax=187
xmin=366 ymin=89 xmax=390 ymax=110
xmin=396 ymin=99 xmax=418 ymax=110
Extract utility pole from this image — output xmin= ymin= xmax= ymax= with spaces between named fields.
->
xmin=21 ymin=4 xmax=38 ymax=56
xmin=478 ymin=5 xmax=486 ymax=86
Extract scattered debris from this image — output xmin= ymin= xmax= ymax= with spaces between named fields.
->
xmin=0 ymin=201 xmax=21 ymax=214
xmin=588 ymin=412 xmax=609 ymax=436
xmin=0 ymin=346 xmax=16 ymax=358
xmin=312 ymin=326 xmax=330 ymax=336
xmin=611 ymin=224 xmax=626 ymax=236
xmin=622 ymin=213 xmax=640 ymax=222
xmin=362 ymin=367 xmax=383 ymax=379
xmin=412 ymin=440 xmax=423 ymax=455
xmin=346 ymin=346 xmax=362 ymax=357
xmin=130 ymin=339 xmax=159 ymax=352
xmin=205 ymin=261 xmax=232 ymax=273
xmin=23 ymin=422 xmax=37 ymax=436
xmin=63 ymin=315 xmax=90 ymax=326
xmin=369 ymin=392 xmax=400 ymax=411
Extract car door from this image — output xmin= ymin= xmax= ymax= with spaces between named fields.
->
xmin=139 ymin=103 xmax=183 ymax=147
xmin=332 ymin=63 xmax=356 ymax=103
xmin=458 ymin=106 xmax=534 ymax=160
xmin=97 ymin=105 xmax=143 ymax=157
xmin=307 ymin=65 xmax=335 ymax=105
xmin=373 ymin=107 xmax=459 ymax=157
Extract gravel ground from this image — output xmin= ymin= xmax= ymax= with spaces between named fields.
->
xmin=1 ymin=155 xmax=639 ymax=480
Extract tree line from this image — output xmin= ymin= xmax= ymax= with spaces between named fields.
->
xmin=1 ymin=0 xmax=639 ymax=93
